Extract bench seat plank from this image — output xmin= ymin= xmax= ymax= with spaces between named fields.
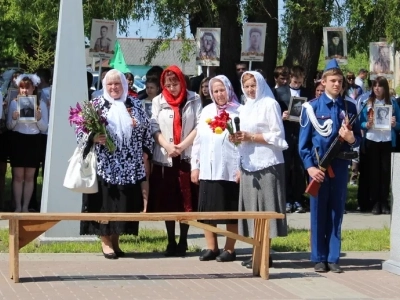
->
xmin=0 ymin=212 xmax=284 ymax=221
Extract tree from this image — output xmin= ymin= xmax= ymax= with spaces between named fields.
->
xmin=282 ymin=0 xmax=341 ymax=90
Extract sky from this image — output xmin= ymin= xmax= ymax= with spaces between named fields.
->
xmin=117 ymin=1 xmax=285 ymax=39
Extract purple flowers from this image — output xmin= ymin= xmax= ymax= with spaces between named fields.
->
xmin=68 ymin=100 xmax=116 ymax=152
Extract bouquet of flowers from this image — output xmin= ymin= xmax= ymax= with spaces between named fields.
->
xmin=206 ymin=110 xmax=239 ymax=145
xmin=69 ymin=100 xmax=116 ymax=153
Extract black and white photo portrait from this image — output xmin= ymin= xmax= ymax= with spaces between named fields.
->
xmin=373 ymin=105 xmax=392 ymax=130
xmin=241 ymin=23 xmax=267 ymax=62
xmin=89 ymin=19 xmax=117 ymax=59
xmin=288 ymin=96 xmax=307 ymax=122
xmin=323 ymin=27 xmax=348 ymax=64
xmin=143 ymin=101 xmax=152 ymax=119
xmin=370 ymin=42 xmax=393 ymax=79
xmin=196 ymin=28 xmax=221 ymax=66
xmin=18 ymin=95 xmax=36 ymax=122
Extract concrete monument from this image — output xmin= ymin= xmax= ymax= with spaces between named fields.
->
xmin=382 ymin=153 xmax=400 ymax=275
xmin=39 ymin=0 xmax=96 ymax=242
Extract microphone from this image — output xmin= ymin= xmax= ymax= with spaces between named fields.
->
xmin=234 ymin=117 xmax=240 ymax=132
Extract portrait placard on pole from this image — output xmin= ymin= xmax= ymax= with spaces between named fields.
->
xmin=240 ymin=23 xmax=267 ymax=62
xmin=323 ymin=27 xmax=348 ymax=65
xmin=369 ymin=42 xmax=394 ymax=80
xmin=89 ymin=19 xmax=117 ymax=59
xmin=195 ymin=28 xmax=221 ymax=66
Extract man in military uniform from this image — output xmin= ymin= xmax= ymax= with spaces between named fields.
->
xmin=94 ymin=26 xmax=111 ymax=53
xmin=298 ymin=59 xmax=362 ymax=273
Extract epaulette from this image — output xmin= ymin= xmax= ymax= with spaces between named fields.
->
xmin=308 ymin=97 xmax=320 ymax=103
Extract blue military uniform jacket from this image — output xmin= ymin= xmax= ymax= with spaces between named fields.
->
xmin=299 ymin=93 xmax=362 ymax=171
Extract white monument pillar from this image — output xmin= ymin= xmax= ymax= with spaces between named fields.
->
xmin=39 ymin=0 xmax=96 ymax=242
xmin=382 ymin=153 xmax=400 ymax=275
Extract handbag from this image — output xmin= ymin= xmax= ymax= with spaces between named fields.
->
xmin=63 ymin=143 xmax=98 ymax=194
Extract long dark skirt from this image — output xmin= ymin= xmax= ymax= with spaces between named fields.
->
xmin=198 ymin=180 xmax=239 ymax=224
xmin=148 ymin=157 xmax=198 ymax=213
xmin=80 ymin=177 xmax=143 ymax=236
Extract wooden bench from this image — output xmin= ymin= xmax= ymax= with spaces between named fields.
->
xmin=0 ymin=211 xmax=284 ymax=283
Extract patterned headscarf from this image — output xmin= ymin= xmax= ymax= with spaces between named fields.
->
xmin=209 ymin=75 xmax=240 ymax=113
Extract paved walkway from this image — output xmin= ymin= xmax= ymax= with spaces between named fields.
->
xmin=0 ymin=213 xmax=397 ymax=299
xmin=0 ymin=252 xmax=398 ymax=299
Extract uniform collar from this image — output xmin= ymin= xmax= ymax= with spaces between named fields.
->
xmin=322 ymin=92 xmax=341 ymax=104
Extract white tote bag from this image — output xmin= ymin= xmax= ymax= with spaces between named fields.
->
xmin=63 ymin=145 xmax=98 ymax=194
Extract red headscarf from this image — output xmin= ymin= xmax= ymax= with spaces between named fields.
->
xmin=160 ymin=65 xmax=187 ymax=144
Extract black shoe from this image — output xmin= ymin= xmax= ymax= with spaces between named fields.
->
xmin=328 ymin=263 xmax=343 ymax=273
xmin=372 ymin=203 xmax=381 ymax=215
xmin=216 ymin=250 xmax=236 ymax=262
xmin=175 ymin=242 xmax=188 ymax=257
xmin=244 ymin=256 xmax=272 ymax=268
xmin=245 ymin=259 xmax=252 ymax=269
xmin=314 ymin=262 xmax=328 ymax=272
xmin=164 ymin=241 xmax=177 ymax=257
xmin=102 ymin=251 xmax=118 ymax=260
xmin=199 ymin=249 xmax=220 ymax=261
xmin=381 ymin=204 xmax=390 ymax=214
xmin=241 ymin=257 xmax=252 ymax=266
xmin=115 ymin=251 xmax=125 ymax=257
xmin=294 ymin=202 xmax=306 ymax=213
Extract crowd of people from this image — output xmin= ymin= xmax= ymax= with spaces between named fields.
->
xmin=0 ymin=57 xmax=396 ymax=273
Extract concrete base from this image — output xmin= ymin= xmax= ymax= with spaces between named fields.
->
xmin=382 ymin=260 xmax=400 ymax=276
xmin=37 ymin=236 xmax=98 ymax=244
xmin=383 ymin=153 xmax=400 ymax=276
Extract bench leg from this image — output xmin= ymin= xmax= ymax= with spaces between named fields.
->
xmin=9 ymin=219 xmax=20 ymax=283
xmin=252 ymin=219 xmax=263 ymax=276
xmin=259 ymin=220 xmax=270 ymax=279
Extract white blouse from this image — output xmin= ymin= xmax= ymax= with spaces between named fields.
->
xmin=6 ymin=99 xmax=48 ymax=134
xmin=366 ymin=99 xmax=391 ymax=142
xmin=238 ymin=97 xmax=288 ymax=172
xmin=191 ymin=103 xmax=241 ymax=182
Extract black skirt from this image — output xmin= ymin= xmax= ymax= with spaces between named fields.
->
xmin=0 ymin=130 xmax=12 ymax=162
xmin=80 ymin=177 xmax=143 ymax=236
xmin=10 ymin=132 xmax=42 ymax=168
xmin=198 ymin=180 xmax=239 ymax=224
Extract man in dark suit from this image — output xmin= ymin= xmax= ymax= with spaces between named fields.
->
xmin=273 ymin=65 xmax=310 ymax=213
xmin=20 ymin=99 xmax=34 ymax=118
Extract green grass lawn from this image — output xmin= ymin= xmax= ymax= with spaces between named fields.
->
xmin=272 ymin=227 xmax=390 ymax=252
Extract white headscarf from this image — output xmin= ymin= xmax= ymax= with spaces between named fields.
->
xmin=240 ymin=71 xmax=275 ymax=106
xmin=102 ymin=69 xmax=132 ymax=149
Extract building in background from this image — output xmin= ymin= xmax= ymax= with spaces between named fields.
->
xmin=86 ymin=38 xmax=197 ymax=77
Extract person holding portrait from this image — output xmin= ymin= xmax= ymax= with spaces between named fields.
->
xmin=6 ymin=74 xmax=48 ymax=212
xmin=191 ymin=75 xmax=241 ymax=262
xmin=231 ymin=71 xmax=288 ymax=268
xmin=359 ymin=76 xmax=400 ymax=215
xmin=79 ymin=69 xmax=153 ymax=259
xmin=149 ymin=65 xmax=202 ymax=257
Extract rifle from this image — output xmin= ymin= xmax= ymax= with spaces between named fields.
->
xmin=305 ymin=101 xmax=367 ymax=197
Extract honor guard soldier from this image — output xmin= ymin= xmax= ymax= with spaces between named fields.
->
xmin=298 ymin=59 xmax=362 ymax=273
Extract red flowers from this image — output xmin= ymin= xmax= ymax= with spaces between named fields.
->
xmin=206 ymin=110 xmax=239 ymax=145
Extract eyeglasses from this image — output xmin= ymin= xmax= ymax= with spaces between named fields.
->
xmin=347 ymin=77 xmax=355 ymax=80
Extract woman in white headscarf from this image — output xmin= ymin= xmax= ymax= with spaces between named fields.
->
xmin=231 ymin=71 xmax=288 ymax=268
xmin=78 ymin=69 xmax=153 ymax=260
xmin=191 ymin=75 xmax=241 ymax=262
